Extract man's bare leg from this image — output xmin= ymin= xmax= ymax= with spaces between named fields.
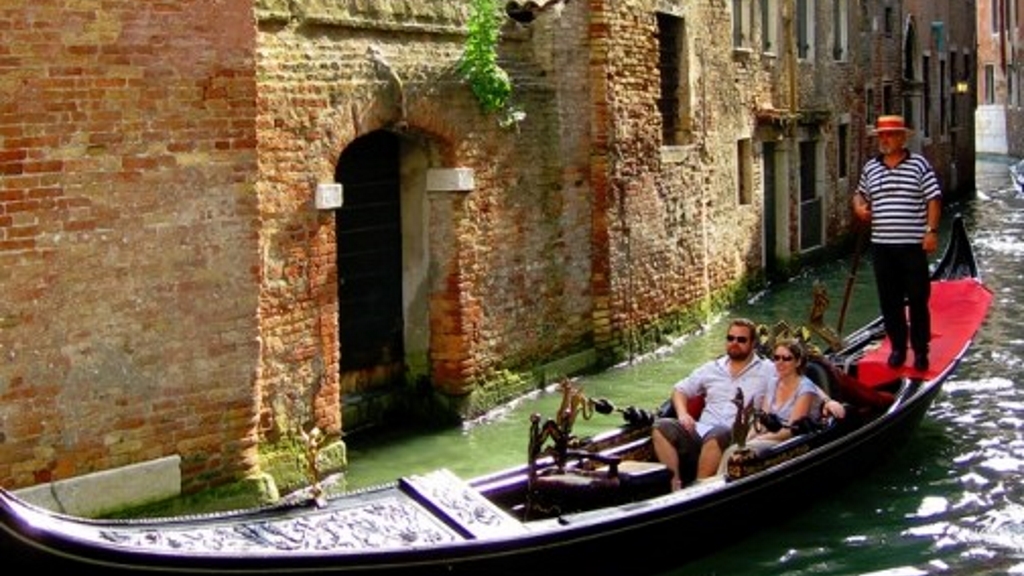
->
xmin=696 ymin=439 xmax=723 ymax=479
xmin=652 ymin=428 xmax=683 ymax=491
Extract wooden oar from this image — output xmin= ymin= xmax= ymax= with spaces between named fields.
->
xmin=836 ymin=229 xmax=868 ymax=336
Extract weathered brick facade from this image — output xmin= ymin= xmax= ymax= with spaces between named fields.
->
xmin=0 ymin=0 xmax=260 ymax=492
xmin=252 ymin=0 xmax=597 ymax=436
xmin=0 ymin=0 xmax=976 ymax=495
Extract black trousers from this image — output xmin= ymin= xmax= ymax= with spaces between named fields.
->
xmin=871 ymin=243 xmax=931 ymax=355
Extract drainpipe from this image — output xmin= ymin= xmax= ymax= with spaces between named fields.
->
xmin=1000 ymin=0 xmax=1007 ymax=74
xmin=785 ymin=0 xmax=798 ymax=136
xmin=698 ymin=45 xmax=711 ymax=325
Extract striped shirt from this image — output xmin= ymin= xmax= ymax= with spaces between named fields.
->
xmin=856 ymin=151 xmax=942 ymax=245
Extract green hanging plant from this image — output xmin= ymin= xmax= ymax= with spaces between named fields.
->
xmin=459 ymin=0 xmax=524 ymax=126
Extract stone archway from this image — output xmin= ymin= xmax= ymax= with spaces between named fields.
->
xmin=332 ymin=129 xmax=437 ymax=430
xmin=335 ymin=131 xmax=405 ymax=373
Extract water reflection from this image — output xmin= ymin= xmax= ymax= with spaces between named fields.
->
xmin=345 ymin=157 xmax=1024 ymax=575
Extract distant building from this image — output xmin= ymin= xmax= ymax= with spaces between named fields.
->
xmin=854 ymin=1 xmax=978 ymax=196
xmin=900 ymin=0 xmax=978 ymax=196
xmin=978 ymin=0 xmax=1024 ymax=157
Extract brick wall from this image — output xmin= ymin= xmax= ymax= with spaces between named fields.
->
xmin=0 ymin=0 xmax=260 ymax=492
xmin=592 ymin=0 xmax=780 ymax=357
xmin=254 ymin=0 xmax=598 ymax=427
xmin=251 ymin=0 xmax=789 ymax=433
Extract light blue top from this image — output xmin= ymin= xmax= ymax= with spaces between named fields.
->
xmin=761 ymin=375 xmax=820 ymax=422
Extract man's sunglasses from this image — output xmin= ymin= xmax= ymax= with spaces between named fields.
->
xmin=725 ymin=335 xmax=749 ymax=344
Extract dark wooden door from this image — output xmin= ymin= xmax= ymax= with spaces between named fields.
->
xmin=335 ymin=131 xmax=404 ymax=371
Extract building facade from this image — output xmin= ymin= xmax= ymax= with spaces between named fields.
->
xmin=904 ymin=0 xmax=978 ymax=194
xmin=977 ymin=0 xmax=1024 ymax=156
xmin=0 ymin=0 xmax=976 ymax=500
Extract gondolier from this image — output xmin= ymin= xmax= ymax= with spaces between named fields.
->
xmin=852 ymin=115 xmax=942 ymax=372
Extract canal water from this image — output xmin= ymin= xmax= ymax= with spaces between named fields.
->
xmin=343 ymin=156 xmax=1024 ymax=575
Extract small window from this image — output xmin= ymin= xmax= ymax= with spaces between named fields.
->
xmin=837 ymin=122 xmax=849 ymax=180
xmin=866 ymin=87 xmax=876 ymax=126
xmin=940 ymin=59 xmax=948 ymax=135
xmin=733 ymin=0 xmax=752 ymax=49
xmin=833 ymin=0 xmax=849 ymax=61
xmin=797 ymin=0 xmax=814 ymax=60
xmin=922 ymin=56 xmax=931 ymax=136
xmin=950 ymin=55 xmax=959 ymax=126
xmin=1009 ymin=66 xmax=1015 ymax=106
xmin=985 ymin=64 xmax=995 ymax=104
xmin=760 ymin=0 xmax=778 ymax=54
xmin=657 ymin=13 xmax=692 ymax=145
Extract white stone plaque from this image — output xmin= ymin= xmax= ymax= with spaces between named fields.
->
xmin=315 ymin=183 xmax=344 ymax=209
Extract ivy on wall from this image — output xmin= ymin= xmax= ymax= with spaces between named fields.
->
xmin=459 ymin=0 xmax=525 ymax=127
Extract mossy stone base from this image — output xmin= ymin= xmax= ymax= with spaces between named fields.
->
xmin=258 ymin=440 xmax=348 ymax=497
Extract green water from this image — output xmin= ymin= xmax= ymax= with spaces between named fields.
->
xmin=343 ymin=254 xmax=882 ymax=491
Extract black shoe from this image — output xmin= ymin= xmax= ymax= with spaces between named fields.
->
xmin=914 ymin=353 xmax=929 ymax=371
xmin=887 ymin=350 xmax=906 ymax=368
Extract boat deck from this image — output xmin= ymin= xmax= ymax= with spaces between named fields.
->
xmin=855 ymin=279 xmax=992 ymax=386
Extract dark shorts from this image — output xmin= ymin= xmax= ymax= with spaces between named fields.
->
xmin=654 ymin=418 xmax=731 ymax=483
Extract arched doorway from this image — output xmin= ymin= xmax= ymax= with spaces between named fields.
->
xmin=334 ymin=131 xmax=405 ymax=380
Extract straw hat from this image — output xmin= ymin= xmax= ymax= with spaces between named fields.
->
xmin=871 ymin=115 xmax=912 ymax=135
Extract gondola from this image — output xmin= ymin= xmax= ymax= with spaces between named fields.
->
xmin=0 ymin=215 xmax=992 ymax=576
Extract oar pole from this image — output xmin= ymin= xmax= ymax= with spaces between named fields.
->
xmin=836 ymin=229 xmax=868 ymax=335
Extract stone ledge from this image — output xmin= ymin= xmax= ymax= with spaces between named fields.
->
xmin=15 ymin=455 xmax=181 ymax=518
xmin=532 ymin=349 xmax=597 ymax=385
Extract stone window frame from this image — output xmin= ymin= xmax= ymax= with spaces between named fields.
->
xmin=732 ymin=0 xmax=753 ymax=51
xmin=796 ymin=0 xmax=815 ymax=61
xmin=832 ymin=0 xmax=849 ymax=62
xmin=760 ymin=0 xmax=779 ymax=56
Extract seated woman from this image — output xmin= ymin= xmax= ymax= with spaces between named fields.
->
xmin=717 ymin=338 xmax=841 ymax=475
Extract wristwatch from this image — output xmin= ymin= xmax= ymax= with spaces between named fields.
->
xmin=925 ymin=226 xmax=938 ymax=234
